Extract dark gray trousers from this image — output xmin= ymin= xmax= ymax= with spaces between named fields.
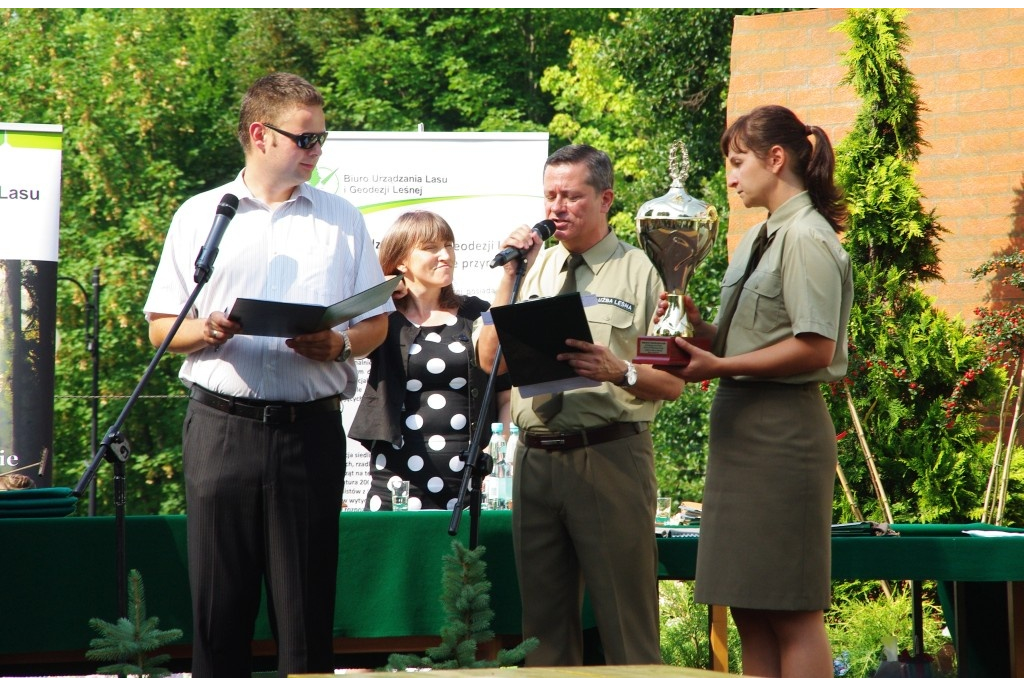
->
xmin=182 ymin=399 xmax=346 ymax=677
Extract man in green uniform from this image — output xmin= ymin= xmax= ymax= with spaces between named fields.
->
xmin=477 ymin=144 xmax=684 ymax=665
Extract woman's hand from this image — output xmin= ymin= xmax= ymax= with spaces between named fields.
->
xmin=654 ymin=337 xmax=720 ymax=382
xmin=681 ymin=295 xmax=705 ymax=330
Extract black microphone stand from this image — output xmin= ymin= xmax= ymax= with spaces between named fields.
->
xmin=74 ymin=261 xmax=217 ymax=617
xmin=449 ymin=257 xmax=528 ymax=549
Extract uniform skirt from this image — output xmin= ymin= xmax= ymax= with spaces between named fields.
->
xmin=694 ymin=378 xmax=837 ymax=611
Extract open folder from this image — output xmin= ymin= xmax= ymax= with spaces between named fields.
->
xmin=489 ymin=292 xmax=600 ymax=398
xmin=227 ymin=275 xmax=401 ymax=337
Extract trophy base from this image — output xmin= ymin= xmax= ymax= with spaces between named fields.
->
xmin=634 ymin=335 xmax=712 ymax=367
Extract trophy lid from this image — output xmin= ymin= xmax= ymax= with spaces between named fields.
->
xmin=635 ymin=142 xmax=718 ymax=225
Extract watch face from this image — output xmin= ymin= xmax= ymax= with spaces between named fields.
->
xmin=338 ymin=331 xmax=352 ymax=362
xmin=623 ymin=362 xmax=637 ymax=387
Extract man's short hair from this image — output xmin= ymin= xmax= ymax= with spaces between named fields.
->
xmin=237 ymin=72 xmax=324 ymax=151
xmin=544 ymin=144 xmax=614 ymax=193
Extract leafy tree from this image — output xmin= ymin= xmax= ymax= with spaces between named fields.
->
xmin=2 ymin=8 xmax=757 ymax=513
xmin=830 ymin=9 xmax=1001 ymax=523
xmin=1 ymin=8 xmax=246 ymax=513
xmin=320 ymin=9 xmax=609 ymax=133
xmin=961 ymin=247 xmax=1024 ymax=525
xmin=659 ymin=580 xmax=741 ymax=672
xmin=2 ymin=8 xmax=374 ymax=513
xmin=540 ymin=9 xmax=764 ymax=504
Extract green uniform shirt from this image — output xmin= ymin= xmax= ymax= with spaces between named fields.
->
xmin=715 ymin=191 xmax=853 ymax=383
xmin=503 ymin=229 xmax=664 ymax=432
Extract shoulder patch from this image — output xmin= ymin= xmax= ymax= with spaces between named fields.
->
xmin=596 ymin=296 xmax=636 ymax=314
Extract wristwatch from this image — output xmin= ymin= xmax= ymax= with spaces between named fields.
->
xmin=335 ymin=330 xmax=352 ymax=362
xmin=618 ymin=360 xmax=638 ymax=388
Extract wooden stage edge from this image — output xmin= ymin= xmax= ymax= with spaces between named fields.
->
xmin=321 ymin=664 xmax=736 ymax=678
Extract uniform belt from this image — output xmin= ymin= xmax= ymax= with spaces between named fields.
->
xmin=521 ymin=422 xmax=647 ymax=451
xmin=189 ymin=385 xmax=340 ymax=424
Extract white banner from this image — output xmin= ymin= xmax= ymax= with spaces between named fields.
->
xmin=314 ymin=131 xmax=549 ymax=509
xmin=0 ymin=123 xmax=62 ymax=261
xmin=0 ymin=122 xmax=63 ymax=486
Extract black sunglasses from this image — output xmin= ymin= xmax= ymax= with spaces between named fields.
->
xmin=261 ymin=123 xmax=328 ymax=150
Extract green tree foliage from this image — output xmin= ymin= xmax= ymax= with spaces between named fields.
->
xmin=837 ymin=10 xmax=942 ymax=281
xmin=659 ymin=580 xmax=741 ymax=672
xmin=1 ymin=8 xmax=245 ymax=513
xmin=386 ymin=542 xmax=538 ymax=670
xmin=962 ymin=251 xmax=1024 ymax=524
xmin=540 ymin=9 xmax=766 ymax=504
xmin=826 ymin=581 xmax=951 ymax=678
xmin=86 ymin=569 xmax=183 ymax=677
xmin=830 ymin=9 xmax=1001 ymax=523
xmin=320 ymin=9 xmax=608 ymax=133
xmin=0 ymin=8 xmax=639 ymax=513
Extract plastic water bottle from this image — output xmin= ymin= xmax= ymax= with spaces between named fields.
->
xmin=503 ymin=424 xmax=520 ymax=508
xmin=486 ymin=422 xmax=507 ymax=509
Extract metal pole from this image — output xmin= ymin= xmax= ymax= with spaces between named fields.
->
xmin=57 ymin=269 xmax=101 ymax=515
xmin=88 ymin=268 xmax=101 ymax=516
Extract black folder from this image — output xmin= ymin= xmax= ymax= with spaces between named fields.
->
xmin=489 ymin=292 xmax=601 ymax=398
xmin=227 ymin=275 xmax=401 ymax=337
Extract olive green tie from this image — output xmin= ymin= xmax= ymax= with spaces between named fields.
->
xmin=532 ymin=253 xmax=585 ymax=420
xmin=711 ymin=223 xmax=769 ymax=357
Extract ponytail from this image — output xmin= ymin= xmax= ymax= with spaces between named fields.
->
xmin=722 ymin=106 xmax=847 ymax=233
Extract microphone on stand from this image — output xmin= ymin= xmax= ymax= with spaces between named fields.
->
xmin=193 ymin=194 xmax=240 ymax=283
xmin=489 ymin=220 xmax=556 ymax=268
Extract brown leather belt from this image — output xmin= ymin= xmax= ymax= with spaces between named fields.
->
xmin=189 ymin=385 xmax=340 ymax=425
xmin=521 ymin=422 xmax=647 ymax=451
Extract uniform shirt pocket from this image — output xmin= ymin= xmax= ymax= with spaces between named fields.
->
xmin=717 ymin=264 xmax=746 ymax=325
xmin=586 ymin=302 xmax=635 ymax=348
xmin=736 ymin=269 xmax=786 ymax=333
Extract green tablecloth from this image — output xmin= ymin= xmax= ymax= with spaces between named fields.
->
xmin=0 ymin=511 xmax=519 ymax=659
xmin=3 ymin=514 xmax=1024 ymax=673
xmin=657 ymin=522 xmax=1024 ymax=582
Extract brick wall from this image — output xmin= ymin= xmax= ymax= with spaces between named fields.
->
xmin=726 ymin=8 xmax=1024 ymax=322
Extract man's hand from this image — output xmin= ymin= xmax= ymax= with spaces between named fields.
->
xmin=498 ymin=224 xmax=544 ymax=277
xmin=653 ymin=292 xmax=715 ymax=340
xmin=557 ymin=338 xmax=627 ymax=384
xmin=205 ymin=311 xmax=241 ymax=346
xmin=286 ymin=329 xmax=342 ymax=362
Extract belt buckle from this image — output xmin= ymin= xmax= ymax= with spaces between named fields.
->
xmin=262 ymin=405 xmax=293 ymax=424
xmin=539 ymin=436 xmax=566 ymax=448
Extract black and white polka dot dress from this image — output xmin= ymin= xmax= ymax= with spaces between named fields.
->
xmin=365 ymin=316 xmax=472 ymax=511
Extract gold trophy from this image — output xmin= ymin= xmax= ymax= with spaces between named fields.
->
xmin=635 ymin=142 xmax=719 ymax=366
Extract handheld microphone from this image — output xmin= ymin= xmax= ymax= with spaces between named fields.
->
xmin=193 ymin=194 xmax=240 ymax=283
xmin=489 ymin=220 xmax=556 ymax=268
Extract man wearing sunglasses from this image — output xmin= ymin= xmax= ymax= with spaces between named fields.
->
xmin=144 ymin=72 xmax=391 ymax=677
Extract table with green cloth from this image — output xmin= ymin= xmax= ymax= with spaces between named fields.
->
xmin=658 ymin=522 xmax=1024 ymax=677
xmin=1 ymin=514 xmax=1023 ymax=677
xmin=0 ymin=511 xmax=521 ymax=671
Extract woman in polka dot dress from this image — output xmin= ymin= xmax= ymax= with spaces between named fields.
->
xmin=349 ymin=211 xmax=509 ymax=510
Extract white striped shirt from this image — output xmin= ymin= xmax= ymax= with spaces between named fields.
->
xmin=144 ymin=171 xmax=393 ymax=402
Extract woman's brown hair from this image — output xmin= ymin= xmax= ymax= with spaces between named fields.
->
xmin=378 ymin=211 xmax=462 ymax=312
xmin=721 ymin=105 xmax=847 ymax=233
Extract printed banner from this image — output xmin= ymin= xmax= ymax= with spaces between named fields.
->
xmin=315 ymin=131 xmax=549 ymax=509
xmin=0 ymin=122 xmax=63 ymax=487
